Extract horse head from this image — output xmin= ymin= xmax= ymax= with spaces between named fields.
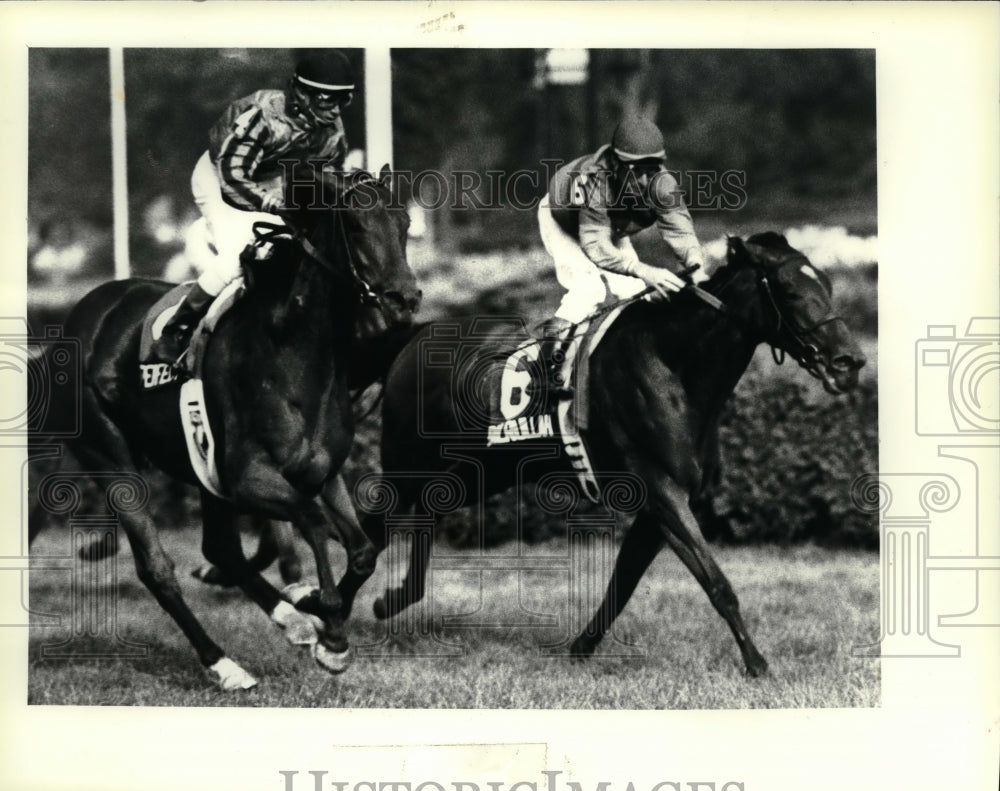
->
xmin=725 ymin=232 xmax=867 ymax=394
xmin=285 ymin=168 xmax=422 ymax=328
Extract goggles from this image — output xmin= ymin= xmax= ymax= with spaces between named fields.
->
xmin=623 ymin=159 xmax=664 ymax=178
xmin=309 ymin=89 xmax=353 ymax=110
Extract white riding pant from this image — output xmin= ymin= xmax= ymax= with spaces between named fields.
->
xmin=190 ymin=151 xmax=284 ymax=296
xmin=537 ymin=195 xmax=646 ymax=324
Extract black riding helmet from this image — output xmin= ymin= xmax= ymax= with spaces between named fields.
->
xmin=289 ymin=51 xmax=356 ymax=126
xmin=611 ymin=117 xmax=667 ymax=202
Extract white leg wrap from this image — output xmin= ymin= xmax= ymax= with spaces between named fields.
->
xmin=312 ymin=642 xmax=352 ymax=674
xmin=207 ymin=657 xmax=258 ymax=691
xmin=281 ymin=582 xmax=325 ymax=631
xmin=270 ymin=600 xmax=319 ymax=646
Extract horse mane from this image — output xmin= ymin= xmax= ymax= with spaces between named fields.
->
xmin=744 ymin=231 xmax=792 ymax=250
xmin=240 ymin=235 xmax=301 ymax=299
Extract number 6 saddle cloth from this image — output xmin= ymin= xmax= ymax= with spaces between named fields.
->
xmin=485 ymin=304 xmax=628 ymax=503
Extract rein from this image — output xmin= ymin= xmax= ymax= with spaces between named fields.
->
xmin=752 ymin=257 xmax=844 ymax=369
xmin=252 ymin=172 xmax=388 ymax=308
xmin=632 ymin=259 xmax=843 ymax=371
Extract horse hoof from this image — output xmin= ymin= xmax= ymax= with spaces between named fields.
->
xmin=192 ymin=564 xmax=225 ymax=586
xmin=207 ymin=657 xmax=258 ymax=691
xmin=312 ymin=642 xmax=352 ymax=674
xmin=568 ymin=638 xmax=596 ymax=660
xmin=270 ymin=600 xmax=318 ymax=646
xmin=373 ymin=596 xmax=388 ymax=620
xmin=745 ymin=657 xmax=769 ymax=678
xmin=279 ymin=558 xmax=303 ymax=585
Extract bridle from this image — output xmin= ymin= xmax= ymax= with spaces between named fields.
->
xmin=251 ymin=172 xmax=390 ymax=308
xmin=708 ymin=248 xmax=845 ymax=374
xmin=747 ymin=254 xmax=845 ymax=372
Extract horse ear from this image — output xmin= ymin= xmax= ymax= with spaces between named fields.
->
xmin=378 ymin=163 xmax=393 ymax=188
xmin=727 ymin=236 xmax=748 ymax=265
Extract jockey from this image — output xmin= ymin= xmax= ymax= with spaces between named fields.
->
xmin=536 ymin=116 xmax=707 ymax=338
xmin=153 ymin=50 xmax=356 ymax=362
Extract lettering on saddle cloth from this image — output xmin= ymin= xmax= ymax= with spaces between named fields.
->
xmin=486 ymin=307 xmax=629 ymax=503
xmin=138 ymin=280 xmax=242 ymax=390
xmin=487 ymin=342 xmax=558 ymax=446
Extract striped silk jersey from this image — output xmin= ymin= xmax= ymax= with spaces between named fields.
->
xmin=207 ymin=90 xmax=348 ymax=212
xmin=547 ymin=144 xmax=704 ymax=274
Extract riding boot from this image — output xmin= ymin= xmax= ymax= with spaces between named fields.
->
xmin=151 ymin=283 xmax=215 ymax=364
xmin=532 ymin=316 xmax=575 ymax=402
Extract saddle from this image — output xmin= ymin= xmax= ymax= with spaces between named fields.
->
xmin=138 ymin=279 xmax=244 ymax=390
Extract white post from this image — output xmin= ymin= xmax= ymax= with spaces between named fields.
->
xmin=364 ymin=48 xmax=393 ymax=171
xmin=109 ymin=47 xmax=130 ymax=279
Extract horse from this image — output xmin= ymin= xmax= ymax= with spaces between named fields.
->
xmin=334 ymin=232 xmax=866 ymax=677
xmin=29 ymin=169 xmax=422 ymax=689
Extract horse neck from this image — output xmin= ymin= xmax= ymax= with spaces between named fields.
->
xmin=258 ymin=224 xmax=357 ymax=361
xmin=627 ymin=265 xmax=768 ymax=418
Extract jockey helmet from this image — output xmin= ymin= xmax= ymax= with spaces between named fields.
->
xmin=610 ymin=117 xmax=666 ymax=204
xmin=290 ymin=51 xmax=355 ymax=126
xmin=611 ymin=117 xmax=666 ymax=163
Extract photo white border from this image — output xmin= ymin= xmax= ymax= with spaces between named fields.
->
xmin=1 ymin=2 xmax=997 ymax=790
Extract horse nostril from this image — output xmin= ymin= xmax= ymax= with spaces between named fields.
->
xmin=384 ymin=291 xmax=406 ymax=311
xmin=384 ymin=289 xmax=421 ymax=317
xmin=833 ymin=353 xmax=866 ymax=371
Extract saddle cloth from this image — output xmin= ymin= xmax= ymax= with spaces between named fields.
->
xmin=138 ymin=279 xmax=242 ymax=387
xmin=486 ymin=303 xmax=629 ymax=503
xmin=138 ymin=279 xmax=244 ymax=499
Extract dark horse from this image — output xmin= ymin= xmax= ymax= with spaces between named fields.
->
xmin=336 ymin=232 xmax=866 ymax=677
xmin=30 ymin=170 xmax=421 ymax=689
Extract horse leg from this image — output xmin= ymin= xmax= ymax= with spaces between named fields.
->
xmin=268 ymin=521 xmax=303 ymax=585
xmin=650 ymin=478 xmax=769 ymax=677
xmin=320 ymin=474 xmax=376 ymax=576
xmin=231 ymin=463 xmax=355 ymax=673
xmin=199 ymin=492 xmax=320 ymax=649
xmin=569 ymin=510 xmax=665 ymax=657
xmin=337 ymin=510 xmax=387 ymax=619
xmin=70 ymin=451 xmax=255 ymax=689
xmin=335 ymin=474 xmax=429 ymax=622
xmin=242 ymin=517 xmax=301 ymax=583
xmin=372 ymin=513 xmax=432 ymax=621
xmin=289 ymin=502 xmax=354 ymax=673
xmin=191 ymin=516 xmax=302 ymax=587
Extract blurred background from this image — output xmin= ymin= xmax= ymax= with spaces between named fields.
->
xmin=27 ymin=48 xmax=878 ymax=548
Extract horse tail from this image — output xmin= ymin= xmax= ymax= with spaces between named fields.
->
xmin=348 ymin=321 xmax=429 ymax=392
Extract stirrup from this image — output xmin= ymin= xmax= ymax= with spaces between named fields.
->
xmin=171 ymin=348 xmax=191 ymax=375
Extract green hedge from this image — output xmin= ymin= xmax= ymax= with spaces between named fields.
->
xmin=704 ymin=374 xmax=878 ymax=548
